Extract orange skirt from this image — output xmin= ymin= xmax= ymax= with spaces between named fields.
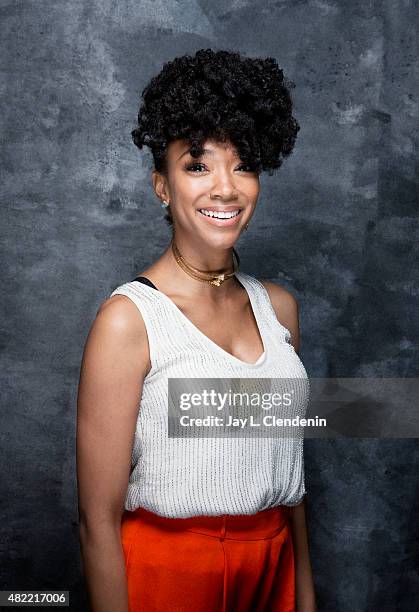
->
xmin=121 ymin=505 xmax=295 ymax=612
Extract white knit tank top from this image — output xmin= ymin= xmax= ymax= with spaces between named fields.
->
xmin=110 ymin=271 xmax=309 ymax=518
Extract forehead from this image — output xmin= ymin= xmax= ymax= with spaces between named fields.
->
xmin=168 ymin=138 xmax=240 ymax=160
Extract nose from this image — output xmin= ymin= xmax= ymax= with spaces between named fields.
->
xmin=210 ymin=169 xmax=239 ymax=201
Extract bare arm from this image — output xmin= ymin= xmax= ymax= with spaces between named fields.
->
xmin=289 ymin=498 xmax=317 ymax=612
xmin=76 ymin=294 xmax=150 ymax=612
xmin=262 ymin=281 xmax=317 ymax=612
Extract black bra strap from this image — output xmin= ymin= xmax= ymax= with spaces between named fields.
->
xmin=131 ymin=275 xmax=159 ymax=291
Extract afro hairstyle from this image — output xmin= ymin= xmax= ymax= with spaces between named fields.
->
xmin=131 ymin=48 xmax=300 ymax=225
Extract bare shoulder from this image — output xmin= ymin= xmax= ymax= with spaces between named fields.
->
xmin=260 ymin=280 xmax=300 ymax=352
xmin=87 ymin=293 xmax=151 ymax=375
xmin=260 ymin=280 xmax=298 ymax=310
xmin=97 ymin=293 xmax=147 ymax=337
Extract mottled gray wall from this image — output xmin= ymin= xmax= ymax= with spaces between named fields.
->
xmin=1 ymin=1 xmax=417 ymax=610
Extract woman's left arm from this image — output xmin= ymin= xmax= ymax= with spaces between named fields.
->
xmin=261 ymin=281 xmax=317 ymax=611
xmin=289 ymin=499 xmax=317 ymax=612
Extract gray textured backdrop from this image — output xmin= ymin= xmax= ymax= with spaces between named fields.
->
xmin=1 ymin=1 xmax=418 ymax=611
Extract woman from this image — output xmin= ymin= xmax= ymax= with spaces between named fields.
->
xmin=77 ymin=48 xmax=316 ymax=612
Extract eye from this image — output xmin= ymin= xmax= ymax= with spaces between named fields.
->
xmin=184 ymin=162 xmax=258 ymax=174
xmin=185 ymin=162 xmax=207 ymax=172
xmin=236 ymin=163 xmax=258 ymax=173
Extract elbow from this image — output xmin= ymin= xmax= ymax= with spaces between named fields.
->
xmin=78 ymin=506 xmax=124 ymax=540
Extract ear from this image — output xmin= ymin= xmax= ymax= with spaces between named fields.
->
xmin=152 ymin=170 xmax=170 ymax=204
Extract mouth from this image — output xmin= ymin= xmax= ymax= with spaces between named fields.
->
xmin=197 ymin=207 xmax=244 ymax=226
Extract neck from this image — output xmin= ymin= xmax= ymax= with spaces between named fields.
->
xmin=151 ymin=238 xmax=239 ymax=299
xmin=170 ymin=236 xmax=235 ymax=272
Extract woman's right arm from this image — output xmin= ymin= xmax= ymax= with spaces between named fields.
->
xmin=76 ymin=294 xmax=150 ymax=612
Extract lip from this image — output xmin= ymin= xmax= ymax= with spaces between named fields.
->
xmin=197 ymin=208 xmax=244 ymax=227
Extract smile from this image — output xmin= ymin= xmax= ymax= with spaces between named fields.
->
xmin=198 ymin=209 xmax=242 ymax=219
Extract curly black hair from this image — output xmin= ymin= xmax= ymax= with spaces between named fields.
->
xmin=132 ymin=48 xmax=300 ymax=225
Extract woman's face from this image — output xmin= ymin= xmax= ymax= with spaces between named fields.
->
xmin=153 ymin=138 xmax=260 ymax=250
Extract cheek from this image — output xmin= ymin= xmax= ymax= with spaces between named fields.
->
xmin=174 ymin=176 xmax=211 ymax=202
xmin=247 ymin=181 xmax=260 ymax=203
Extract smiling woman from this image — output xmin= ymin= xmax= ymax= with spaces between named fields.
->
xmin=76 ymin=48 xmax=317 ymax=612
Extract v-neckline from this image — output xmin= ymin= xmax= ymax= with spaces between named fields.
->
xmin=132 ymin=272 xmax=268 ymax=369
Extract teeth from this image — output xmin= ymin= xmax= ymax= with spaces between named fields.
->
xmin=199 ymin=209 xmax=241 ymax=219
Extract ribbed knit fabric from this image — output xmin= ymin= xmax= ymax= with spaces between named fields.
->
xmin=110 ymin=271 xmax=310 ymax=518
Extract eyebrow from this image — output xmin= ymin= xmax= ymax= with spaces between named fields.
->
xmin=177 ymin=148 xmax=214 ymax=162
xmin=176 ymin=147 xmax=240 ymax=162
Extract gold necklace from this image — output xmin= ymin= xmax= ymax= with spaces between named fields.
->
xmin=171 ymin=240 xmax=240 ymax=286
